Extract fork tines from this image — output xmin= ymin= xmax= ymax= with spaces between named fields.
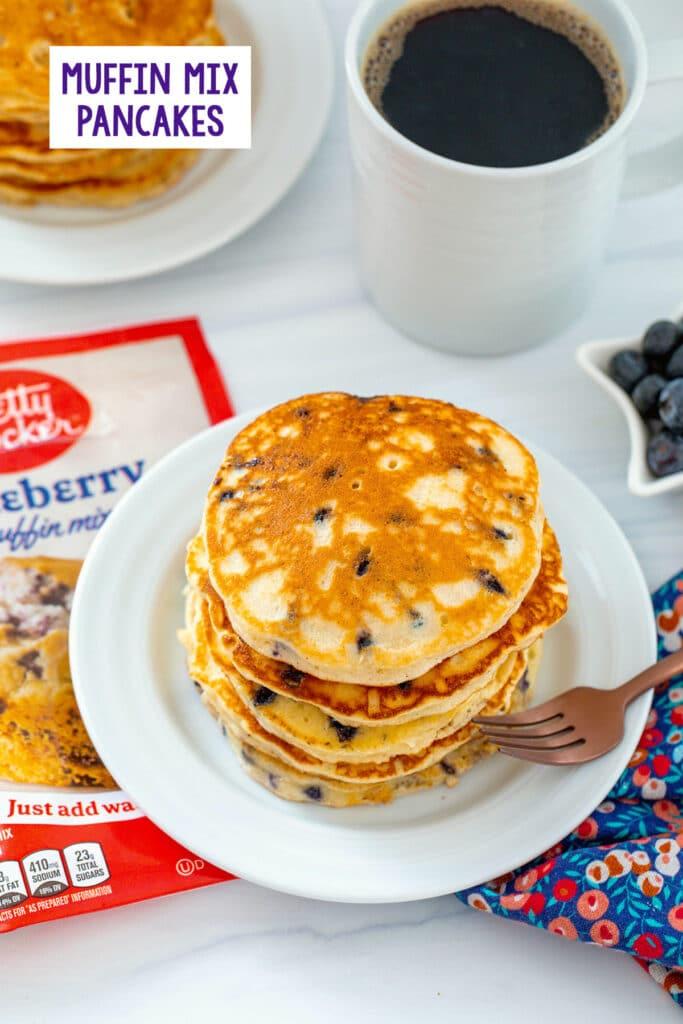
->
xmin=474 ymin=698 xmax=588 ymax=765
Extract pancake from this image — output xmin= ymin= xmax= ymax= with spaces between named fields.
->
xmin=0 ymin=141 xmax=100 ymax=164
xmin=227 ymin=643 xmax=521 ymax=763
xmin=0 ymin=2 xmax=220 ymax=116
xmin=0 ymin=150 xmax=197 ymax=207
xmin=0 ymin=148 xmax=166 ymax=184
xmin=203 ymin=394 xmax=544 ymax=685
xmin=184 ymin=583 xmax=531 ymax=763
xmin=226 ymin=727 xmax=499 ymax=808
xmin=0 ymin=121 xmax=50 ymax=146
xmin=211 ymin=649 xmax=540 ymax=807
xmin=0 ymin=557 xmax=114 ymax=787
xmin=186 ymin=606 xmax=531 ymax=784
xmin=187 ymin=520 xmax=565 ymax=724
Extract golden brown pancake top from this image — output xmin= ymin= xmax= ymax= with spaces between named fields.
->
xmin=203 ymin=393 xmax=544 ymax=683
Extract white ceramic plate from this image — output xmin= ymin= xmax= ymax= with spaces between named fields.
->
xmin=70 ymin=413 xmax=656 ymax=903
xmin=0 ymin=0 xmax=333 ymax=286
xmin=576 ymin=300 xmax=683 ymax=498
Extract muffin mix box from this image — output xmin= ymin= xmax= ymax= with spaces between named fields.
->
xmin=0 ymin=318 xmax=233 ymax=932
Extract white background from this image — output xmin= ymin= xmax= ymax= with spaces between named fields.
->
xmin=3 ymin=0 xmax=683 ymax=1020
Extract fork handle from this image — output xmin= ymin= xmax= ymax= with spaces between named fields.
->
xmin=619 ymin=646 xmax=683 ymax=708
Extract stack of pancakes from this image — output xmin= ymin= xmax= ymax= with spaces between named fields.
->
xmin=0 ymin=1 xmax=223 ymax=207
xmin=182 ymin=394 xmax=568 ymax=808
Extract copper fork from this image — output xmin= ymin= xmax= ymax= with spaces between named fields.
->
xmin=474 ymin=647 xmax=683 ymax=765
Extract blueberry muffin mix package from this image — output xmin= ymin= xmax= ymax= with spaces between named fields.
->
xmin=0 ymin=318 xmax=233 ymax=931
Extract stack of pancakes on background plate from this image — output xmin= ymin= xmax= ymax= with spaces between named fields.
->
xmin=181 ymin=394 xmax=568 ymax=808
xmin=0 ymin=0 xmax=223 ymax=207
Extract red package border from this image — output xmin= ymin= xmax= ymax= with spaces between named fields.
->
xmin=0 ymin=318 xmax=236 ymax=932
xmin=0 ymin=317 xmax=233 ymax=425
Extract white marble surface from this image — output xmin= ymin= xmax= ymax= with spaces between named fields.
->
xmin=2 ymin=1 xmax=683 ymax=1020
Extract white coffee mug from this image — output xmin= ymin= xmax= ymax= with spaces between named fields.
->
xmin=346 ymin=0 xmax=683 ymax=355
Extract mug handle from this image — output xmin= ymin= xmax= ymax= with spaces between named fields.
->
xmin=622 ymin=39 xmax=683 ymax=199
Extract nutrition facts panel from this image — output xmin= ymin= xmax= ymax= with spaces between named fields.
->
xmin=21 ymin=849 xmax=69 ymax=898
xmin=0 ymin=841 xmax=111 ymax=908
xmin=62 ymin=843 xmax=110 ymax=887
xmin=0 ymin=860 xmax=29 ymax=908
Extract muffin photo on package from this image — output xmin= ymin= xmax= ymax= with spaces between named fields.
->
xmin=0 ymin=554 xmax=114 ymax=787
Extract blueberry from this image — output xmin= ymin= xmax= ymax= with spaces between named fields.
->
xmin=219 ymin=489 xmax=236 ymax=502
xmin=666 ymin=345 xmax=683 ymax=380
xmin=398 ymin=681 xmax=412 ymax=692
xmin=253 ymin=686 xmax=276 ymax=707
xmin=608 ymin=349 xmax=648 ymax=393
xmin=492 ymin=527 xmax=512 ymax=540
xmin=631 ymin=374 xmax=667 ymax=418
xmin=659 ymin=379 xmax=683 ymax=432
xmin=329 ymin=718 xmax=358 ymax=743
xmin=642 ymin=320 xmax=681 ymax=365
xmin=408 ymin=608 xmax=424 ymax=628
xmin=355 ymin=548 xmax=372 ymax=576
xmin=356 ymin=629 xmax=373 ymax=651
xmin=476 ymin=569 xmax=506 ymax=596
xmin=441 ymin=760 xmax=456 ymax=776
xmin=281 ymin=666 xmax=304 ymax=687
xmin=314 ymin=506 xmax=332 ymax=523
xmin=303 ymin=785 xmax=322 ymax=801
xmin=647 ymin=430 xmax=683 ymax=478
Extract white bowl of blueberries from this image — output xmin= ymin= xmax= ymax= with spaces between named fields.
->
xmin=577 ymin=306 xmax=683 ymax=497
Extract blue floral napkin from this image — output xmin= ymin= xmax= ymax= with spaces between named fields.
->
xmin=457 ymin=571 xmax=683 ymax=1006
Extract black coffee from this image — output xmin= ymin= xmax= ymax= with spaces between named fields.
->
xmin=363 ymin=1 xmax=625 ymax=168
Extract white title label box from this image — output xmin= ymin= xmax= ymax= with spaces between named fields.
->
xmin=49 ymin=46 xmax=251 ymax=149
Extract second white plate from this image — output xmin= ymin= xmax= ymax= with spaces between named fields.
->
xmin=70 ymin=413 xmax=656 ymax=903
xmin=0 ymin=0 xmax=334 ymax=285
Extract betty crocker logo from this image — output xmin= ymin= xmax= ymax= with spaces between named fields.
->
xmin=0 ymin=368 xmax=91 ymax=473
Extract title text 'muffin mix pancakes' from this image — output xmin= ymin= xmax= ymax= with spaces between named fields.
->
xmin=181 ymin=394 xmax=568 ymax=808
xmin=0 ymin=0 xmax=223 ymax=207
